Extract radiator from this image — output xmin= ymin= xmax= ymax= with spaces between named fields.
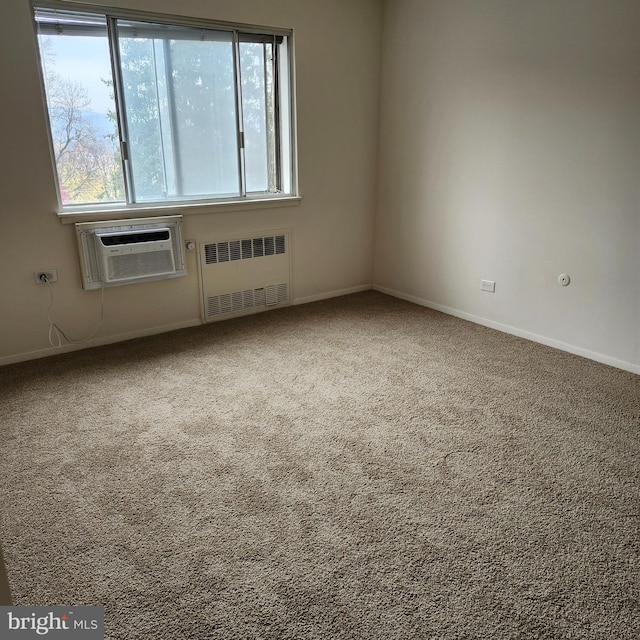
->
xmin=199 ymin=230 xmax=291 ymax=323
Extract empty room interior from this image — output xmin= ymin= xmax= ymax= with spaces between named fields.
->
xmin=0 ymin=0 xmax=638 ymax=638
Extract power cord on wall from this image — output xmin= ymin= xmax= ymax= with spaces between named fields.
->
xmin=41 ymin=274 xmax=105 ymax=348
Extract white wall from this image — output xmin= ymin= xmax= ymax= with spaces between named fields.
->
xmin=0 ymin=0 xmax=382 ymax=364
xmin=2 ymin=0 xmax=639 ymax=374
xmin=374 ymin=0 xmax=640 ymax=373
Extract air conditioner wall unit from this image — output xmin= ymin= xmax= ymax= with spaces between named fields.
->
xmin=75 ymin=216 xmax=186 ymax=289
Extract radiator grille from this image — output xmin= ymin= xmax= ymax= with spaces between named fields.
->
xmin=206 ymin=283 xmax=289 ymax=318
xmin=204 ymin=234 xmax=286 ymax=265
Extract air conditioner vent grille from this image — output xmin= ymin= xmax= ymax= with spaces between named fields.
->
xmin=204 ymin=234 xmax=286 ymax=265
xmin=98 ymin=229 xmax=170 ymax=246
xmin=109 ymin=250 xmax=174 ymax=280
xmin=206 ymin=283 xmax=288 ymax=318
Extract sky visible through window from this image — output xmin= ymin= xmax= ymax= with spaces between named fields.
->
xmin=39 ymin=31 xmax=125 ymax=205
xmin=46 ymin=36 xmax=114 ymax=114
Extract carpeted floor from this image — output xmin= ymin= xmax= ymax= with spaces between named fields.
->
xmin=1 ymin=291 xmax=638 ymax=639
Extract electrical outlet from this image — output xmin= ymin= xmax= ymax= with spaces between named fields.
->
xmin=480 ymin=279 xmax=495 ymax=293
xmin=35 ymin=270 xmax=58 ymax=284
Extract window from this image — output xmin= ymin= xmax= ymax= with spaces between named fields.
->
xmin=33 ymin=2 xmax=296 ymax=212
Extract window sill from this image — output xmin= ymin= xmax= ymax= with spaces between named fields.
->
xmin=57 ymin=195 xmax=302 ymax=224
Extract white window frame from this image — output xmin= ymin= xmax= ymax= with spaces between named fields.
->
xmin=31 ymin=0 xmax=299 ymax=219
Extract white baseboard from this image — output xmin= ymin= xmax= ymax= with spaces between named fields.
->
xmin=0 ymin=318 xmax=202 ymax=367
xmin=293 ymin=284 xmax=372 ymax=306
xmin=374 ymin=284 xmax=640 ymax=376
xmin=2 ymin=284 xmax=374 ymax=366
xmin=6 ymin=285 xmax=637 ymax=376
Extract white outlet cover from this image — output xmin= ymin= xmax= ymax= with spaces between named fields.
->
xmin=480 ymin=279 xmax=496 ymax=293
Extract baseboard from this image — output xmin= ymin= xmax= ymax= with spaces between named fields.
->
xmin=374 ymin=285 xmax=640 ymax=376
xmin=0 ymin=318 xmax=203 ymax=367
xmin=6 ymin=285 xmax=636 ymax=375
xmin=1 ymin=285 xmax=374 ymax=366
xmin=293 ymin=284 xmax=372 ymax=306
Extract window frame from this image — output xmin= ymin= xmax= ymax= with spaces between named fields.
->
xmin=31 ymin=0 xmax=299 ymax=218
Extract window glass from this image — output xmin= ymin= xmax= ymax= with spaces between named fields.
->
xmin=33 ymin=5 xmax=295 ymax=211
xmin=240 ymin=39 xmax=275 ymax=193
xmin=117 ymin=21 xmax=240 ymax=202
xmin=36 ymin=10 xmax=125 ymax=206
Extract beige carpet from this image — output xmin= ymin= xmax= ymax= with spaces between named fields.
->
xmin=1 ymin=291 xmax=638 ymax=639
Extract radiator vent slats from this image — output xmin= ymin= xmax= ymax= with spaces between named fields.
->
xmin=206 ymin=283 xmax=288 ymax=318
xmin=204 ymin=234 xmax=286 ymax=265
xmin=204 ymin=243 xmax=217 ymax=264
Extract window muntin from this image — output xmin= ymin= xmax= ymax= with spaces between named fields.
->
xmin=33 ymin=4 xmax=295 ymax=211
